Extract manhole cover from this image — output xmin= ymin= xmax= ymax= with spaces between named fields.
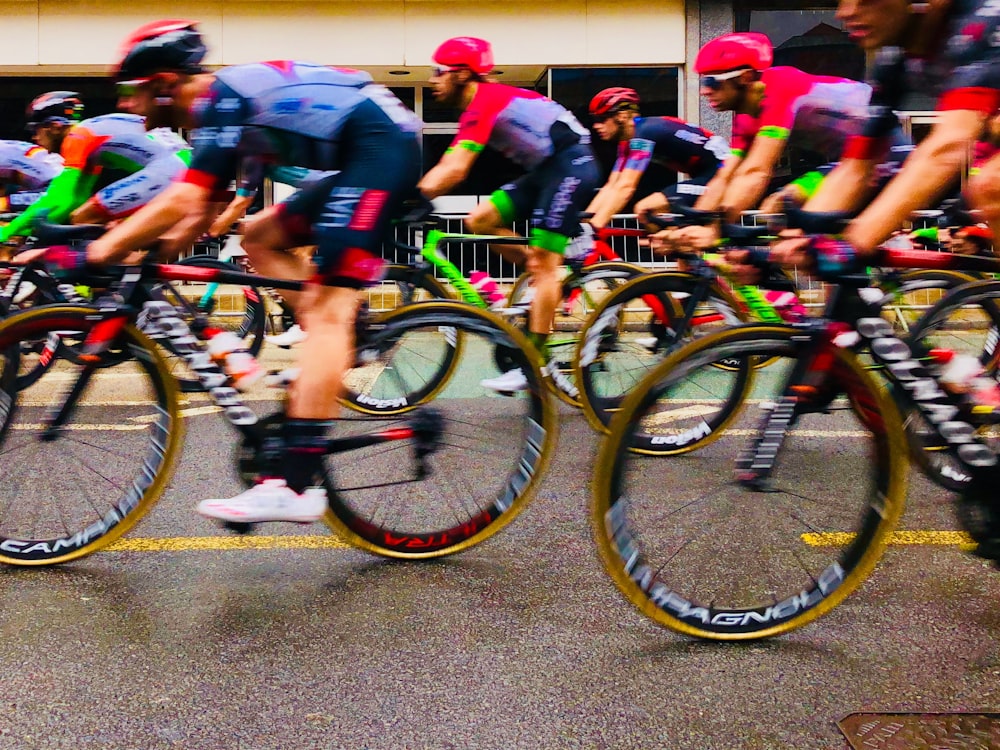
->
xmin=838 ymin=713 xmax=1000 ymax=749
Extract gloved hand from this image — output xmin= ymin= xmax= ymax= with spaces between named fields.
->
xmin=42 ymin=245 xmax=90 ymax=283
xmin=808 ymin=236 xmax=867 ymax=282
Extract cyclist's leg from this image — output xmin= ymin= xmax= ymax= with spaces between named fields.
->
xmin=200 ymin=142 xmax=421 ymax=523
xmin=481 ymin=146 xmax=600 ymax=391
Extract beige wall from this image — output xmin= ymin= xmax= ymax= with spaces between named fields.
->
xmin=0 ymin=0 xmax=685 ymax=74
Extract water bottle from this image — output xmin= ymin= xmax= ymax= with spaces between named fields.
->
xmin=206 ymin=328 xmax=263 ymax=391
xmin=469 ymin=270 xmax=506 ymax=308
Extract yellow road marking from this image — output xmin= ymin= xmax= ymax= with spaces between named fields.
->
xmin=104 ymin=534 xmax=352 ymax=552
xmin=803 ymin=530 xmax=975 ymax=547
xmin=97 ymin=530 xmax=976 ymax=554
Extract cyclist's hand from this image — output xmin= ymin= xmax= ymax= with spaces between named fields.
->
xmin=40 ymin=245 xmax=90 ymax=282
xmin=770 ymin=230 xmax=810 ymax=269
xmin=650 ymin=224 xmax=719 ymax=255
xmin=635 ymin=193 xmax=669 ymax=227
xmin=721 ymin=249 xmax=763 ymax=285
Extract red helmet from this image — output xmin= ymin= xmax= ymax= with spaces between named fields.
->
xmin=589 ymin=87 xmax=640 ymax=118
xmin=114 ymin=19 xmax=206 ymax=83
xmin=695 ymin=32 xmax=773 ymax=74
xmin=432 ymin=37 xmax=494 ymax=75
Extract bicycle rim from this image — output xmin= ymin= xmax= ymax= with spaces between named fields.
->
xmin=592 ymin=325 xmax=907 ymax=639
xmin=575 ymin=272 xmax=739 ymax=435
xmin=322 ymin=302 xmax=559 ymax=558
xmin=0 ymin=306 xmax=183 ymax=565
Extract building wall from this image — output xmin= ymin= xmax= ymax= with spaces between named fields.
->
xmin=0 ymin=0 xmax=687 ymax=73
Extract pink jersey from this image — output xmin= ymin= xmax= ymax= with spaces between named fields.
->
xmin=731 ymin=67 xmax=871 ymax=161
xmin=449 ymin=82 xmax=590 ymax=170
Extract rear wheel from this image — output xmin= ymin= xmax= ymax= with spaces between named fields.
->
xmin=508 ymin=261 xmax=644 ymax=407
xmin=574 ymin=271 xmax=743 ymax=435
xmin=323 ymin=302 xmax=559 ymax=558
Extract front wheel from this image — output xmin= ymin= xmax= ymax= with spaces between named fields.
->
xmin=0 ymin=305 xmax=183 ymax=566
xmin=591 ymin=325 xmax=908 ymax=639
xmin=324 ymin=301 xmax=559 ymax=558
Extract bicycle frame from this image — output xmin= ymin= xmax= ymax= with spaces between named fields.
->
xmin=42 ymin=262 xmax=428 ymax=462
xmin=736 ymin=248 xmax=1000 ymax=490
xmin=418 ymin=228 xmax=528 ymax=308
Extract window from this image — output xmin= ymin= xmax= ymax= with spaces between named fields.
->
xmin=0 ymin=77 xmax=117 ymax=141
xmin=550 ymin=67 xmax=681 ymax=202
xmin=736 ymin=2 xmax=865 ymax=81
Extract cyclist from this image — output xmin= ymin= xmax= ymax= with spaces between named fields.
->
xmin=418 ymin=36 xmax=600 ymax=393
xmin=0 ymin=92 xmax=191 ymax=243
xmin=660 ymin=32 xmax=883 ymax=251
xmin=762 ymin=0 xmax=1000 ymax=278
xmin=48 ymin=19 xmax=423 ymax=524
xmin=0 ymin=139 xmax=64 ymax=214
xmin=584 ymin=87 xmax=728 ymax=229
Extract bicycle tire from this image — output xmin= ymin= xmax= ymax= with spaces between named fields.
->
xmin=591 ymin=324 xmax=908 ymax=639
xmin=321 ymin=301 xmax=559 ymax=558
xmin=367 ymin=264 xmax=454 ymax=312
xmin=574 ymin=270 xmax=745 ymax=436
xmin=508 ymin=261 xmax=646 ymax=407
xmin=0 ymin=305 xmax=183 ymax=566
xmin=901 ymin=278 xmax=1000 ymax=492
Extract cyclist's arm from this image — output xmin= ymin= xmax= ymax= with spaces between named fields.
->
xmin=716 ymin=136 xmax=785 ymax=222
xmin=587 ymin=168 xmax=642 ymax=228
xmin=0 ymin=167 xmax=96 ymax=240
xmin=693 ymin=155 xmax=739 ymax=211
xmin=208 ymin=192 xmax=255 ymax=237
xmin=418 ymin=147 xmax=478 ymax=199
xmin=846 ymin=109 xmax=986 ymax=255
xmin=87 ymin=181 xmax=211 ymax=264
xmin=799 ymin=158 xmax=878 ymax=213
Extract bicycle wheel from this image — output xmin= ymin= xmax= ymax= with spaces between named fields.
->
xmin=591 ymin=324 xmax=908 ymax=639
xmin=507 ymin=261 xmax=644 ymax=407
xmin=880 ymin=269 xmax=985 ymax=339
xmin=902 ymin=278 xmax=1000 ymax=492
xmin=574 ymin=271 xmax=744 ymax=435
xmin=0 ymin=305 xmax=183 ymax=566
xmin=323 ymin=301 xmax=559 ymax=558
xmin=157 ymin=256 xmax=267 ymax=392
xmin=366 ymin=264 xmax=454 ymax=312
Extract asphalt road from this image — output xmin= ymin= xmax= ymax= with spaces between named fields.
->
xmin=2 ymin=345 xmax=1000 ymax=750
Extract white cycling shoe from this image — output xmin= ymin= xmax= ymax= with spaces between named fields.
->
xmin=197 ymin=478 xmax=327 ymax=524
xmin=266 ymin=324 xmax=307 ymax=348
xmin=480 ymin=368 xmax=529 ymax=393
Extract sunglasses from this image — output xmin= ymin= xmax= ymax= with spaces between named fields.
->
xmin=432 ymin=66 xmax=465 ymax=77
xmin=700 ymin=69 xmax=747 ymax=90
xmin=116 ymin=78 xmax=154 ymax=97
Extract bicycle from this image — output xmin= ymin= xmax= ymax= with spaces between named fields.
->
xmin=380 ymin=218 xmax=644 ymax=406
xmin=0 ymin=225 xmax=559 ymax=566
xmin=589 ymin=211 xmax=1000 ymax=640
xmin=573 ymin=214 xmax=995 ymax=449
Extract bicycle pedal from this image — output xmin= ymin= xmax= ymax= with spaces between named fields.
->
xmin=222 ymin=521 xmax=255 ymax=535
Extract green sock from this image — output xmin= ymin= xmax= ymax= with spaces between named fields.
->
xmin=526 ymin=331 xmax=549 ymax=363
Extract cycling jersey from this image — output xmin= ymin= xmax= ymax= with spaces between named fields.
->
xmin=731 ymin=67 xmax=872 ymax=162
xmin=613 ymin=117 xmax=727 ymax=178
xmin=183 ymin=61 xmax=422 ymax=283
xmin=849 ymin=0 xmax=1000 ymax=155
xmin=1 ymin=114 xmax=190 ymax=240
xmin=445 ymin=81 xmax=599 ymax=251
xmin=0 ymin=140 xmax=63 ymax=213
xmin=449 ymin=82 xmax=591 ymax=170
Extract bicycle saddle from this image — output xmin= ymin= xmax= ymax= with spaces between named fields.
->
xmin=32 ymin=220 xmax=105 ymax=245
